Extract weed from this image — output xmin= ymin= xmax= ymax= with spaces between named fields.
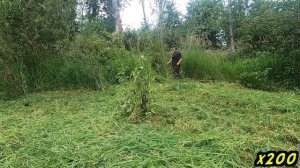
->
xmin=121 ymin=56 xmax=151 ymax=122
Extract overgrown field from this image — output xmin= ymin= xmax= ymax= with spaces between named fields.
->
xmin=0 ymin=79 xmax=299 ymax=167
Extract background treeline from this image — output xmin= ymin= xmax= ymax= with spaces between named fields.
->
xmin=0 ymin=0 xmax=299 ymax=99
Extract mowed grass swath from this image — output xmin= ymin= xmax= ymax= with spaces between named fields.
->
xmin=0 ymin=0 xmax=300 ymax=167
xmin=1 ymin=79 xmax=299 ymax=167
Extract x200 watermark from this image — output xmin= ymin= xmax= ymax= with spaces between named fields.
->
xmin=254 ymin=151 xmax=299 ymax=167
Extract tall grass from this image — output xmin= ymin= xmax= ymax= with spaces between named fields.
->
xmin=25 ymin=58 xmax=95 ymax=91
xmin=182 ymin=49 xmax=299 ymax=90
xmin=182 ymin=50 xmax=247 ymax=81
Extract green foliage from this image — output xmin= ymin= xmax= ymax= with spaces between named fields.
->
xmin=239 ymin=51 xmax=300 ymax=90
xmin=123 ymin=30 xmax=139 ymax=51
xmin=280 ymin=49 xmax=300 ymax=88
xmin=80 ymin=20 xmax=111 ymax=36
xmin=123 ymin=30 xmax=165 ymax=52
xmin=185 ymin=0 xmax=225 ymax=48
xmin=161 ymin=1 xmax=182 ymax=48
xmin=84 ymin=0 xmax=115 ymax=32
xmin=56 ymin=61 xmax=95 ymax=89
xmin=0 ymin=30 xmax=129 ymax=98
xmin=182 ymin=50 xmax=247 ymax=81
xmin=0 ymin=0 xmax=77 ymax=98
xmin=183 ymin=51 xmax=222 ymax=80
xmin=150 ymin=51 xmax=170 ymax=76
xmin=1 ymin=0 xmax=299 ymax=99
xmin=0 ymin=65 xmax=28 ymax=99
xmin=16 ymin=33 xmax=117 ymax=92
xmin=121 ymin=56 xmax=151 ymax=122
xmin=238 ymin=7 xmax=299 ymax=53
xmin=181 ymin=49 xmax=299 ymax=90
xmin=104 ymin=52 xmax=137 ymax=84
xmin=66 ymin=34 xmax=113 ymax=66
xmin=240 ymin=69 xmax=273 ymax=91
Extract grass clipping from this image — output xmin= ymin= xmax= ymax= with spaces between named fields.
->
xmin=121 ymin=56 xmax=151 ymax=122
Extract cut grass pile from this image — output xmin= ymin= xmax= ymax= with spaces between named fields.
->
xmin=0 ymin=79 xmax=299 ymax=167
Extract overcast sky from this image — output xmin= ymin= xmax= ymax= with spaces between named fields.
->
xmin=121 ymin=0 xmax=190 ymax=29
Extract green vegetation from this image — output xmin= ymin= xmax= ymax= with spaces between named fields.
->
xmin=182 ymin=50 xmax=300 ymax=91
xmin=1 ymin=0 xmax=299 ymax=99
xmin=0 ymin=0 xmax=299 ymax=167
xmin=1 ymin=79 xmax=299 ymax=167
xmin=182 ymin=50 xmax=246 ymax=81
xmin=121 ymin=56 xmax=151 ymax=122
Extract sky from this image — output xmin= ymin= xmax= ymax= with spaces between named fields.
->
xmin=121 ymin=0 xmax=190 ymax=29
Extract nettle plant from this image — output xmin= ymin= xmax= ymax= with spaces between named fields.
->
xmin=121 ymin=56 xmax=151 ymax=122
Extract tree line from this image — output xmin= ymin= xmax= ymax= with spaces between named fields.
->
xmin=0 ymin=0 xmax=299 ymax=99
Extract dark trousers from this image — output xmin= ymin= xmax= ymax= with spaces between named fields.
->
xmin=172 ymin=65 xmax=181 ymax=78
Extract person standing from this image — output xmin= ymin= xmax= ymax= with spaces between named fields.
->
xmin=168 ymin=47 xmax=183 ymax=77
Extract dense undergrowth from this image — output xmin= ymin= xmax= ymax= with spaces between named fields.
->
xmin=1 ymin=46 xmax=299 ymax=100
xmin=1 ymin=0 xmax=299 ymax=100
xmin=182 ymin=49 xmax=300 ymax=91
xmin=0 ymin=79 xmax=299 ymax=167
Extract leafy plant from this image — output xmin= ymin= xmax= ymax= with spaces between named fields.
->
xmin=121 ymin=56 xmax=151 ymax=122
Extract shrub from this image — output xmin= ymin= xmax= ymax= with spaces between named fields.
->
xmin=121 ymin=56 xmax=151 ymax=122
xmin=239 ymin=68 xmax=274 ymax=91
xmin=238 ymin=52 xmax=281 ymax=91
xmin=274 ymin=50 xmax=300 ymax=89
xmin=104 ymin=51 xmax=137 ymax=84
xmin=0 ymin=65 xmax=28 ymax=99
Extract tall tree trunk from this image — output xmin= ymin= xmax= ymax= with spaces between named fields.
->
xmin=245 ymin=0 xmax=249 ymax=16
xmin=156 ymin=0 xmax=167 ymax=44
xmin=228 ymin=0 xmax=235 ymax=52
xmin=112 ymin=0 xmax=123 ymax=33
xmin=77 ymin=0 xmax=85 ymax=24
xmin=140 ymin=0 xmax=148 ymax=29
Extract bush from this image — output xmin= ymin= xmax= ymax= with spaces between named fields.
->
xmin=0 ymin=65 xmax=28 ymax=99
xmin=23 ymin=33 xmax=113 ymax=91
xmin=149 ymin=51 xmax=170 ymax=76
xmin=104 ymin=52 xmax=137 ymax=84
xmin=238 ymin=52 xmax=284 ymax=91
xmin=274 ymin=50 xmax=300 ymax=89
xmin=238 ymin=9 xmax=299 ymax=53
xmin=121 ymin=56 xmax=151 ymax=122
xmin=239 ymin=68 xmax=274 ymax=91
xmin=0 ymin=33 xmax=130 ymax=99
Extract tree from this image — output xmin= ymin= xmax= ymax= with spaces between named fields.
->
xmin=237 ymin=0 xmax=299 ymax=53
xmin=161 ymin=1 xmax=182 ymax=47
xmin=228 ymin=0 xmax=235 ymax=52
xmin=83 ymin=0 xmax=115 ymax=32
xmin=185 ymin=0 xmax=225 ymax=48
xmin=140 ymin=0 xmax=149 ymax=30
xmin=86 ymin=0 xmax=101 ymax=20
xmin=154 ymin=0 xmax=168 ymax=43
xmin=0 ymin=0 xmax=77 ymax=96
xmin=84 ymin=0 xmax=128 ymax=33
xmin=112 ymin=0 xmax=123 ymax=32
xmin=226 ymin=0 xmax=251 ymax=51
